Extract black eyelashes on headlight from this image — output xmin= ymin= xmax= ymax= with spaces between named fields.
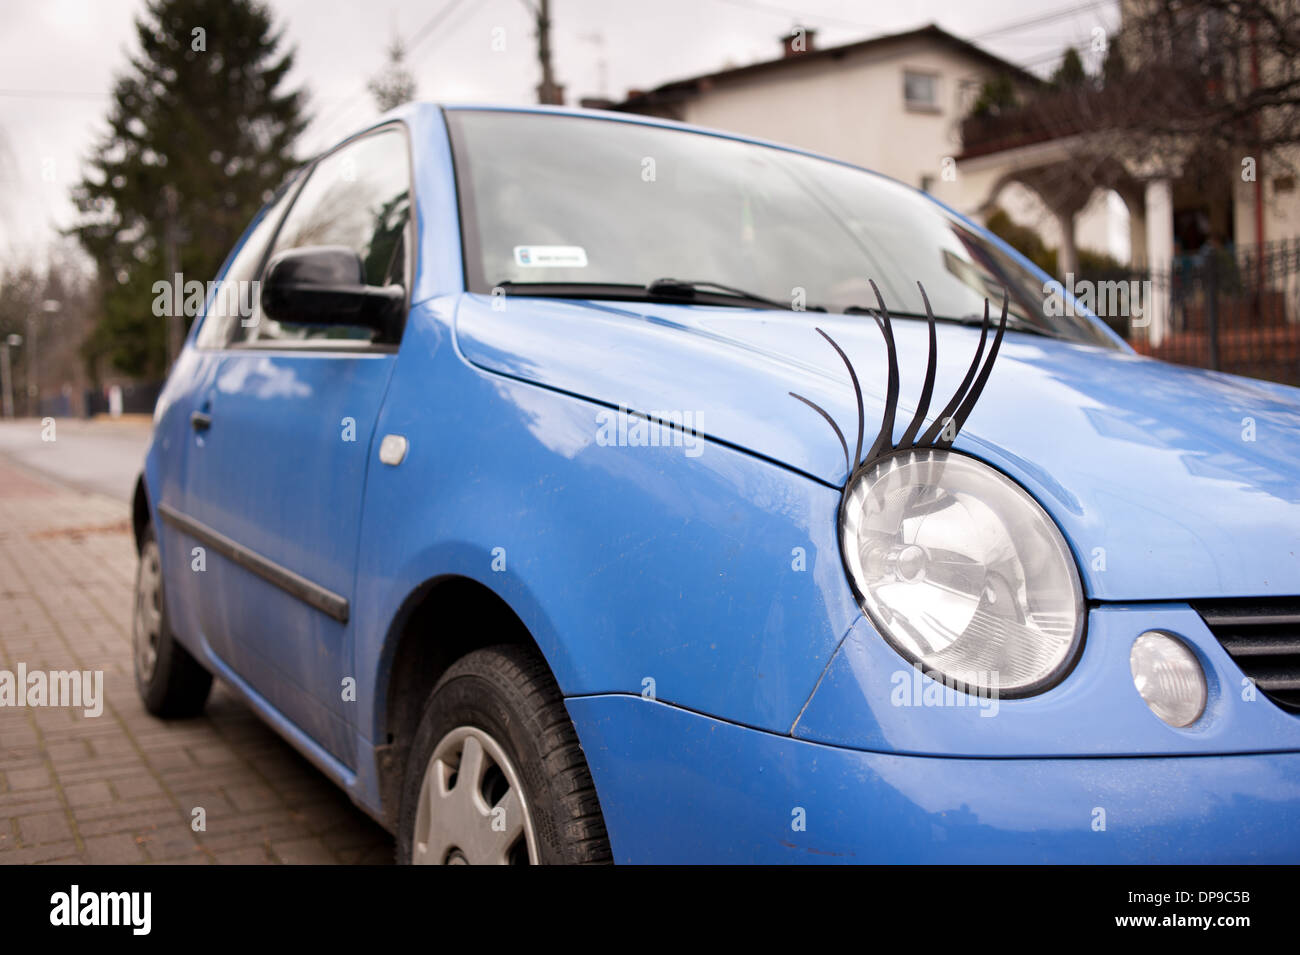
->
xmin=788 ymin=280 xmax=1009 ymax=490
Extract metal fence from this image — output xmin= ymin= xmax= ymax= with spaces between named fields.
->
xmin=1077 ymin=239 xmax=1300 ymax=386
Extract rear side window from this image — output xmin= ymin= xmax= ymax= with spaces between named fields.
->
xmin=237 ymin=128 xmax=412 ymax=345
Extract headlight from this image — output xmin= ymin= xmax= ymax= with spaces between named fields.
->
xmin=841 ymin=448 xmax=1084 ymax=696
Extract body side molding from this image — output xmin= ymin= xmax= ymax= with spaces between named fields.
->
xmin=157 ymin=502 xmax=350 ymax=623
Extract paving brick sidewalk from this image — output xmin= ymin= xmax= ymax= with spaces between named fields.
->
xmin=0 ymin=459 xmax=393 ymax=864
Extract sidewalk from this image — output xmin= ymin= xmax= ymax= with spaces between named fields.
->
xmin=0 ymin=457 xmax=393 ymax=864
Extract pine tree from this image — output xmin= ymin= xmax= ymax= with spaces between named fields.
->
xmin=1051 ymin=47 xmax=1087 ymax=89
xmin=970 ymin=74 xmax=1018 ymax=119
xmin=1101 ymin=35 xmax=1126 ymax=88
xmin=71 ymin=0 xmax=307 ymax=378
xmin=369 ymin=37 xmax=417 ymax=113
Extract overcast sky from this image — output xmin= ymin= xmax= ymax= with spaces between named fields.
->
xmin=0 ymin=0 xmax=1120 ymax=263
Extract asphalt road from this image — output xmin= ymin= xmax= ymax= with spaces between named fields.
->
xmin=0 ymin=416 xmax=152 ymax=502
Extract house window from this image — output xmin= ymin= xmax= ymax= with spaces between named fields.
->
xmin=903 ymin=70 xmax=939 ymax=111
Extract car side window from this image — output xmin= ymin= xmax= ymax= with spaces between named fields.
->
xmin=195 ymin=178 xmax=299 ymax=349
xmin=238 ymin=128 xmax=412 ymax=346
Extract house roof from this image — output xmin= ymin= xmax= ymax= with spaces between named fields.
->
xmin=608 ymin=23 xmax=1043 ymax=113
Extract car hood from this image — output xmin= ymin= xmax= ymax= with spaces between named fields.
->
xmin=456 ymin=294 xmax=1300 ymax=601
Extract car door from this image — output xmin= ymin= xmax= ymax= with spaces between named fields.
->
xmin=182 ymin=126 xmax=414 ymax=767
xmin=157 ymin=177 xmax=302 ymax=668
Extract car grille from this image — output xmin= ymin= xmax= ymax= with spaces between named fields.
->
xmin=1194 ymin=599 xmax=1300 ymax=711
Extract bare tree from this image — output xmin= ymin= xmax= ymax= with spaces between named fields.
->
xmin=1117 ymin=0 xmax=1300 ymax=158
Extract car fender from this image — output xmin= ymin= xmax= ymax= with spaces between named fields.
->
xmin=351 ymin=298 xmax=863 ymax=756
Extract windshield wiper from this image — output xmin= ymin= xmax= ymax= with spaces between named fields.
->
xmin=843 ymin=305 xmax=931 ymax=319
xmin=645 ymin=278 xmax=826 ymax=311
xmin=492 ymin=279 xmax=825 ymax=312
xmin=841 ymin=303 xmax=1062 ymax=339
xmin=955 ymin=312 xmax=1062 ymax=338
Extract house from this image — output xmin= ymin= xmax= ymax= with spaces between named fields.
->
xmin=597 ymin=23 xmax=1122 ymax=270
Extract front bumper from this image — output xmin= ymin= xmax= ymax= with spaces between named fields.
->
xmin=793 ymin=603 xmax=1300 ymax=756
xmin=567 ymin=694 xmax=1300 ymax=863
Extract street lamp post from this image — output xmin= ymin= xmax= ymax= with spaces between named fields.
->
xmin=1 ymin=333 xmax=23 ymax=419
xmin=27 ymin=298 xmax=60 ymax=418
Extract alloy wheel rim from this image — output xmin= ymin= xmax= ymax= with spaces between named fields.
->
xmin=133 ymin=540 xmax=162 ymax=684
xmin=412 ymin=725 xmax=538 ymax=865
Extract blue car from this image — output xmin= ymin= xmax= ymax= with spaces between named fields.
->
xmin=132 ymin=103 xmax=1300 ymax=864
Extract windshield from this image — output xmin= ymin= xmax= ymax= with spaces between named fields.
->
xmin=446 ymin=109 xmax=1117 ymax=347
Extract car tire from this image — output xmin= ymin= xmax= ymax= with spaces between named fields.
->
xmin=133 ymin=523 xmax=213 ymax=717
xmin=397 ymin=644 xmax=612 ymax=865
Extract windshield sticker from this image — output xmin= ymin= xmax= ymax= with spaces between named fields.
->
xmin=513 ymin=245 xmax=588 ymax=268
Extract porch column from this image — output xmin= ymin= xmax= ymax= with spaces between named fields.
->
xmin=1121 ymin=186 xmax=1147 ymax=266
xmin=1144 ymin=178 xmax=1174 ymax=347
xmin=1056 ymin=208 xmax=1079 ymax=278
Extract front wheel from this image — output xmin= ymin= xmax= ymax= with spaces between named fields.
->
xmin=397 ymin=645 xmax=612 ymax=865
xmin=133 ymin=524 xmax=213 ymax=717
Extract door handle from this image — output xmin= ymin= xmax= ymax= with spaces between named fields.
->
xmin=190 ymin=410 xmax=212 ymax=432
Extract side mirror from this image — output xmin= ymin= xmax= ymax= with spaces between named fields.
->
xmin=260 ymin=245 xmax=404 ymax=336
